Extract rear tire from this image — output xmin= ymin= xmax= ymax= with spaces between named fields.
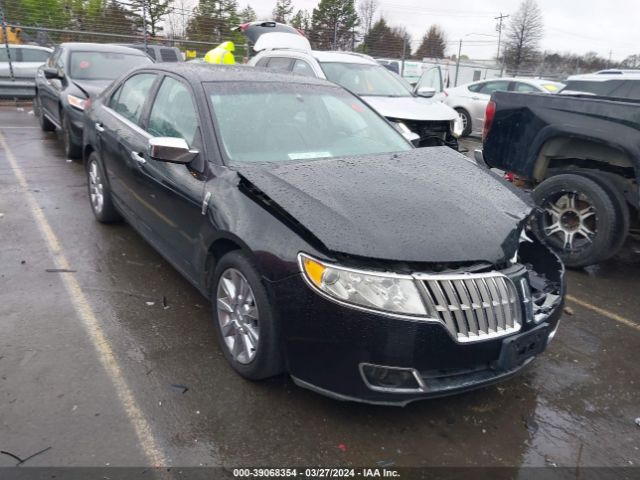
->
xmin=62 ymin=112 xmax=82 ymax=160
xmin=35 ymin=94 xmax=55 ymax=132
xmin=211 ymin=251 xmax=283 ymax=380
xmin=455 ymin=108 xmax=472 ymax=137
xmin=86 ymin=151 xmax=121 ymax=223
xmin=573 ymin=172 xmax=629 ymax=260
xmin=531 ymin=174 xmax=618 ymax=268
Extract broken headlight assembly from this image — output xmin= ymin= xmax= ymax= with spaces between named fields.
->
xmin=298 ymin=253 xmax=427 ymax=316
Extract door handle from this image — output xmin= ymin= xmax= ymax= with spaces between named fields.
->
xmin=130 ymin=151 xmax=146 ymax=165
xmin=472 ymin=96 xmax=480 ymax=100
xmin=95 ymin=122 xmax=105 ymax=133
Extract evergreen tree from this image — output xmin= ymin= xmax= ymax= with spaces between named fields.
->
xmin=309 ymin=0 xmax=359 ymax=51
xmin=239 ymin=4 xmax=257 ymax=22
xmin=272 ymin=0 xmax=293 ymax=23
xmin=290 ymin=9 xmax=311 ymax=32
xmin=359 ymin=17 xmax=406 ymax=58
xmin=415 ymin=25 xmax=446 ymax=59
xmin=187 ymin=0 xmax=243 ymax=45
xmin=128 ymin=0 xmax=172 ymax=37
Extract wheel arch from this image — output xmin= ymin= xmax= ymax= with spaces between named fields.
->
xmin=203 ymin=235 xmax=254 ymax=294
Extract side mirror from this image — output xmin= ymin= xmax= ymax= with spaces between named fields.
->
xmin=148 ymin=137 xmax=199 ymax=164
xmin=415 ymin=86 xmax=436 ymax=98
xmin=43 ymin=67 xmax=62 ymax=80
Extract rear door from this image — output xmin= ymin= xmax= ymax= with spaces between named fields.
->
xmin=98 ymin=72 xmax=158 ymax=221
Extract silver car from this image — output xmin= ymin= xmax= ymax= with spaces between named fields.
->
xmin=0 ymin=44 xmax=52 ymax=98
xmin=439 ymin=78 xmax=564 ymax=137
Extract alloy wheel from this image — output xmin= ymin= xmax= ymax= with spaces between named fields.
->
xmin=216 ymin=268 xmax=260 ymax=364
xmin=542 ymin=192 xmax=596 ymax=251
xmin=458 ymin=111 xmax=468 ymax=130
xmin=88 ymin=160 xmax=104 ymax=214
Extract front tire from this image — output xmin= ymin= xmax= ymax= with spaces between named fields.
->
xmin=212 ymin=251 xmax=283 ymax=380
xmin=531 ymin=174 xmax=619 ymax=267
xmin=455 ymin=108 xmax=472 ymax=137
xmin=86 ymin=151 xmax=121 ymax=223
xmin=62 ymin=112 xmax=82 ymax=160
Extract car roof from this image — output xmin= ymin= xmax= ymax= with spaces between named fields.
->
xmin=261 ymin=48 xmax=378 ymax=65
xmin=59 ymin=42 xmax=149 ymax=56
xmin=567 ymin=71 xmax=640 ymax=81
xmin=11 ymin=44 xmax=52 ymax=51
xmin=133 ymin=62 xmax=339 ymax=87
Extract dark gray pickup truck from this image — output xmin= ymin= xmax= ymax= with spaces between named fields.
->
xmin=480 ymin=91 xmax=640 ymax=267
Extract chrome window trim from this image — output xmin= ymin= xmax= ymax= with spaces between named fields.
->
xmin=103 ymin=105 xmax=152 ymax=139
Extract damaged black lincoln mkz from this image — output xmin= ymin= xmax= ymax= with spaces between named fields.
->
xmin=83 ymin=63 xmax=565 ymax=405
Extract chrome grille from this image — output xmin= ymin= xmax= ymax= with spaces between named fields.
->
xmin=416 ymin=272 xmax=522 ymax=343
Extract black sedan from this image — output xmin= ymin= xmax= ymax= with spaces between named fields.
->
xmin=35 ymin=43 xmax=152 ymax=159
xmin=82 ymin=63 xmax=565 ymax=405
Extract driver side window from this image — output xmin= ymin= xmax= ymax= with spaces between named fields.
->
xmin=148 ymin=77 xmax=200 ymax=147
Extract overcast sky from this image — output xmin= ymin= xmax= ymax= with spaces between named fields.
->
xmin=248 ymin=0 xmax=638 ymax=61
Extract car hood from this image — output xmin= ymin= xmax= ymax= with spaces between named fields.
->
xmin=235 ymin=148 xmax=533 ymax=264
xmin=71 ymin=79 xmax=113 ymax=98
xmin=363 ymin=95 xmax=458 ymax=122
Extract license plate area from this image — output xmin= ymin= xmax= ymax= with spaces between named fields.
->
xmin=497 ymin=323 xmax=549 ymax=371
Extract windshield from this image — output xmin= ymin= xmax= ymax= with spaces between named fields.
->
xmin=206 ymin=82 xmax=412 ymax=164
xmin=320 ymin=62 xmax=413 ymax=97
xmin=69 ymin=51 xmax=152 ymax=80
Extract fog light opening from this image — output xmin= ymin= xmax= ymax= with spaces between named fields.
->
xmin=360 ymin=363 xmax=424 ymax=393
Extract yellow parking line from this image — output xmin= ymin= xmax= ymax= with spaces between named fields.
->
xmin=567 ymin=294 xmax=640 ymax=332
xmin=0 ymin=132 xmax=168 ymax=467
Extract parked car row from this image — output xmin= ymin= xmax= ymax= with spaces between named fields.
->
xmin=28 ymin=39 xmax=566 ymax=405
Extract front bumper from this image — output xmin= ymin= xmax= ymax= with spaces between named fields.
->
xmin=270 ymin=271 xmax=563 ymax=406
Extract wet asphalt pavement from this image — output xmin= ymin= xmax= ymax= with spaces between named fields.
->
xmin=1 ymin=107 xmax=639 ymax=469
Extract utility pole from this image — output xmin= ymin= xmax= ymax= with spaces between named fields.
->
xmin=0 ymin=3 xmax=14 ymax=82
xmin=607 ymin=50 xmax=612 ymax=69
xmin=454 ymin=39 xmax=461 ymax=87
xmin=400 ymin=34 xmax=408 ymax=77
xmin=142 ymin=0 xmax=148 ymax=54
xmin=495 ymin=13 xmax=509 ymax=77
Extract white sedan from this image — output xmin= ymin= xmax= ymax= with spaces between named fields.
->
xmin=439 ymin=78 xmax=564 ymax=136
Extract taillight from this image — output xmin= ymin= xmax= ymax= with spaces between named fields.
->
xmin=239 ymin=22 xmax=249 ymax=31
xmin=443 ymin=90 xmax=449 ymax=97
xmin=482 ymin=100 xmax=496 ymax=141
xmin=84 ymin=98 xmax=92 ymax=110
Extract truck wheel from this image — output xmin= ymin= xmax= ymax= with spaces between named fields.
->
xmin=455 ymin=108 xmax=472 ymax=137
xmin=531 ymin=174 xmax=618 ymax=268
xmin=211 ymin=251 xmax=283 ymax=380
xmin=573 ymin=172 xmax=629 ymax=260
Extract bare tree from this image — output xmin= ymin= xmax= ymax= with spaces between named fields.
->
xmin=358 ymin=0 xmax=377 ymax=38
xmin=503 ymin=0 xmax=544 ymax=75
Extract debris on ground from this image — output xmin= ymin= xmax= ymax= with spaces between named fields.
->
xmin=20 ymin=260 xmax=25 ymax=264
xmin=171 ymin=384 xmax=188 ymax=394
xmin=376 ymin=460 xmax=395 ymax=467
xmin=145 ymin=301 xmax=155 ymax=306
xmin=337 ymin=444 xmax=347 ymax=452
xmin=0 ymin=213 xmax=4 ymax=219
xmin=524 ymin=416 xmax=539 ymax=434
xmin=45 ymin=268 xmax=77 ymax=273
xmin=564 ymin=306 xmax=575 ymax=316
xmin=635 ymin=417 xmax=640 ymax=427
xmin=163 ymin=296 xmax=169 ymax=310
xmin=1 ymin=446 xmax=52 ymax=466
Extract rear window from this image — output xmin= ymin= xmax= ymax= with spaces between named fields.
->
xmin=561 ymin=80 xmax=628 ymax=97
xmin=160 ymin=48 xmax=178 ymax=62
xmin=69 ymin=51 xmax=152 ymax=80
xmin=21 ymin=49 xmax=50 ymax=63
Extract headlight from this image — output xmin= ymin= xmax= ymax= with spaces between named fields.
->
xmin=67 ymin=94 xmax=87 ymax=111
xmin=451 ymin=116 xmax=464 ymax=138
xmin=298 ymin=253 xmax=427 ymax=316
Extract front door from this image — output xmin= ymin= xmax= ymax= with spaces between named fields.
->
xmin=133 ymin=75 xmax=208 ymax=281
xmin=415 ymin=66 xmax=444 ymax=95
